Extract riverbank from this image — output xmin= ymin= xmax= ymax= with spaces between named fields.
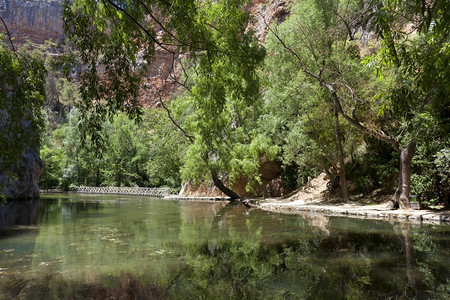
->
xmin=165 ymin=194 xmax=450 ymax=224
xmin=244 ymin=172 xmax=448 ymax=224
xmin=257 ymin=198 xmax=450 ymax=224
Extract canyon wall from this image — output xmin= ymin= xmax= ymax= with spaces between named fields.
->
xmin=0 ymin=0 xmax=64 ymax=44
xmin=0 ymin=0 xmax=289 ymax=107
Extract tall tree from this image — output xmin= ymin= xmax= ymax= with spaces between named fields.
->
xmin=267 ymin=0 xmax=449 ymax=209
xmin=263 ymin=0 xmax=366 ymax=199
xmin=62 ymin=0 xmax=266 ymax=199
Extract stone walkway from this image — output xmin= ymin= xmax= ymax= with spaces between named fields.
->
xmin=254 ymin=172 xmax=449 ymax=224
xmin=258 ymin=200 xmax=450 ymax=224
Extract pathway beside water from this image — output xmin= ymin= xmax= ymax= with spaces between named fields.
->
xmin=41 ymin=185 xmax=450 ymax=223
xmin=258 ymin=199 xmax=450 ymax=224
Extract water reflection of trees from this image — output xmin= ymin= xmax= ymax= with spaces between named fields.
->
xmin=172 ymin=212 xmax=449 ymax=299
xmin=1 ymin=199 xmax=449 ymax=299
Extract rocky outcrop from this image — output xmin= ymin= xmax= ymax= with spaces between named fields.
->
xmin=246 ymin=0 xmax=290 ymax=42
xmin=180 ymin=161 xmax=290 ymax=198
xmin=0 ymin=0 xmax=64 ymax=44
xmin=0 ymin=0 xmax=288 ymax=107
xmin=0 ymin=147 xmax=43 ymax=200
xmin=179 ymin=180 xmax=226 ymax=198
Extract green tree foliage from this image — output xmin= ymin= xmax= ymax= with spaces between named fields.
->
xmin=62 ymin=0 xmax=269 ymax=198
xmin=172 ymin=56 xmax=278 ymax=194
xmin=263 ymin=25 xmax=366 ymax=193
xmin=40 ymin=127 xmax=66 ymax=190
xmin=264 ymin=0 xmax=449 ymax=207
xmin=102 ymin=113 xmax=150 ymax=187
xmin=262 ymin=0 xmax=378 ymax=196
xmin=348 ymin=137 xmax=398 ymax=194
xmin=39 ymin=108 xmax=186 ymax=189
xmin=0 ymin=36 xmax=46 ymax=167
xmin=143 ymin=108 xmax=186 ymax=187
xmin=372 ymin=0 xmax=450 ymax=206
xmin=61 ymin=108 xmax=101 ymax=188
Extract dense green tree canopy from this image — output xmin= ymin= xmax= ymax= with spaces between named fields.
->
xmin=61 ymin=0 xmax=270 ymax=198
xmin=0 ymin=37 xmax=46 ymax=166
xmin=263 ymin=0 xmax=449 ymax=208
xmin=35 ymin=0 xmax=448 ymax=207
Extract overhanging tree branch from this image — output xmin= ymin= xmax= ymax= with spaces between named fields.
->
xmin=104 ymin=0 xmax=177 ymax=53
xmin=157 ymin=92 xmax=195 ymax=144
xmin=266 ymin=19 xmax=400 ymax=149
xmin=0 ymin=15 xmax=17 ymax=55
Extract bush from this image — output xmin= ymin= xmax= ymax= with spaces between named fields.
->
xmin=347 ymin=138 xmax=398 ymax=195
xmin=412 ymin=145 xmax=449 ymax=207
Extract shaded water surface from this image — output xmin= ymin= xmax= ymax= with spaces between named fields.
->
xmin=0 ymin=194 xmax=449 ymax=299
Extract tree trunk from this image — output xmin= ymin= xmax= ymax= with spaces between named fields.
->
xmin=95 ymin=167 xmax=100 ymax=187
xmin=398 ymin=141 xmax=416 ymax=209
xmin=116 ymin=171 xmax=122 ymax=187
xmin=387 ymin=141 xmax=416 ymax=209
xmin=160 ymin=103 xmax=242 ymax=201
xmin=76 ymin=154 xmax=81 ymax=187
xmin=211 ymin=171 xmax=242 ymax=200
xmin=334 ymin=108 xmax=349 ymax=201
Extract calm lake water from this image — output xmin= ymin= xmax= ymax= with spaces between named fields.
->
xmin=0 ymin=194 xmax=449 ymax=299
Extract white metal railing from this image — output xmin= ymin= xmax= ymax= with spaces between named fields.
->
xmin=77 ymin=186 xmax=177 ymax=197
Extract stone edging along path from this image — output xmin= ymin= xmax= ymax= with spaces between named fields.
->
xmin=164 ymin=195 xmax=449 ymax=224
xmin=258 ymin=201 xmax=450 ymax=224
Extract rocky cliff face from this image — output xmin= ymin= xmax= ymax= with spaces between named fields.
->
xmin=0 ymin=0 xmax=64 ymax=44
xmin=247 ymin=0 xmax=290 ymax=42
xmin=0 ymin=0 xmax=288 ymax=107
xmin=0 ymin=105 xmax=43 ymax=199
xmin=0 ymin=148 xmax=43 ymax=200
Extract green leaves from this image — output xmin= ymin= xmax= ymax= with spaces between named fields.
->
xmin=0 ymin=37 xmax=46 ymax=168
xmin=61 ymin=0 xmax=268 ymax=193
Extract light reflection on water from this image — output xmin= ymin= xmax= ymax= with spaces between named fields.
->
xmin=0 ymin=194 xmax=449 ymax=299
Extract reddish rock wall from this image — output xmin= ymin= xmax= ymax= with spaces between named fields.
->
xmin=0 ymin=0 xmax=64 ymax=44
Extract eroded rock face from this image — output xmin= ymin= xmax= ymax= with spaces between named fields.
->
xmin=0 ymin=148 xmax=43 ymax=200
xmin=246 ymin=0 xmax=290 ymax=42
xmin=0 ymin=0 xmax=64 ymax=44
xmin=180 ymin=180 xmax=226 ymax=198
xmin=180 ymin=161 xmax=290 ymax=198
